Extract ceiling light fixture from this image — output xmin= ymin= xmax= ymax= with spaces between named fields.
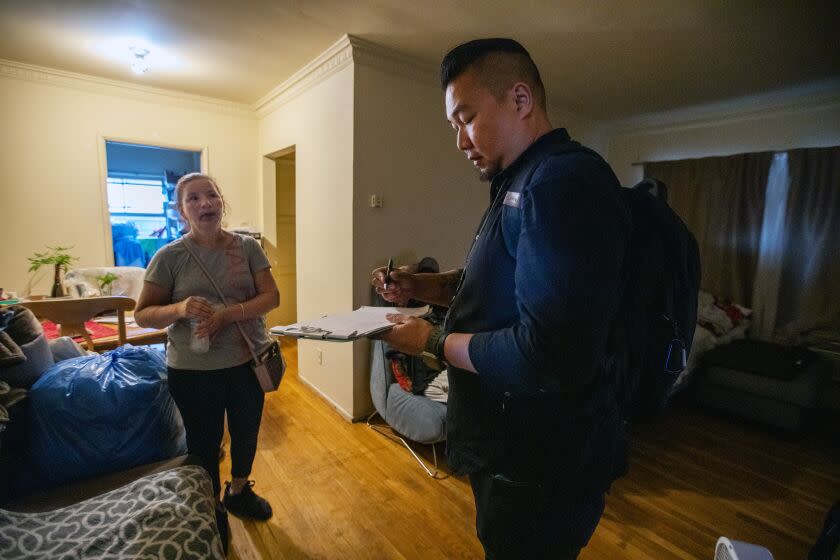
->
xmin=129 ymin=47 xmax=150 ymax=75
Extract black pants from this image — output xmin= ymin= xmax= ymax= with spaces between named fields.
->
xmin=469 ymin=471 xmax=606 ymax=560
xmin=168 ymin=363 xmax=264 ymax=498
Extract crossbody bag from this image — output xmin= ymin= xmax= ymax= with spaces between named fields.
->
xmin=182 ymin=238 xmax=285 ymax=392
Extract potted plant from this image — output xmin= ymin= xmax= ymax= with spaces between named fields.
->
xmin=96 ymin=272 xmax=120 ymax=296
xmin=27 ymin=246 xmax=78 ymax=298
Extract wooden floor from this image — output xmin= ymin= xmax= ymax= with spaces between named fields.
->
xmin=222 ymin=339 xmax=840 ymax=559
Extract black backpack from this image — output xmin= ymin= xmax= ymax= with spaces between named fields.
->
xmin=612 ymin=178 xmax=701 ymax=421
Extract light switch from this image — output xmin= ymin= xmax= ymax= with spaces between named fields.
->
xmin=369 ymin=194 xmax=383 ymax=208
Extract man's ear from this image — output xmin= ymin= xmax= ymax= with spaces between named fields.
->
xmin=512 ymin=82 xmax=534 ymax=118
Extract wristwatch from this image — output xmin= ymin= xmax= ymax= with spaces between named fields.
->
xmin=422 ymin=326 xmax=449 ymax=364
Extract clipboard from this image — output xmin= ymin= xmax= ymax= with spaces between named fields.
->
xmin=270 ymin=305 xmax=430 ymax=341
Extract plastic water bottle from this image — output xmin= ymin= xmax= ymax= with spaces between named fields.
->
xmin=190 ymin=319 xmax=210 ymax=354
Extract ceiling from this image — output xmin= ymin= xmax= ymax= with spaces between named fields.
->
xmin=1 ymin=0 xmax=838 ymax=121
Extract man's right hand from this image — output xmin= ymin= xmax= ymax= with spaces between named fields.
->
xmin=371 ymin=266 xmax=416 ymax=305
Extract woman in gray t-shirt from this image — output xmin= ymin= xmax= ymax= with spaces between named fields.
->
xmin=135 ymin=173 xmax=279 ymax=547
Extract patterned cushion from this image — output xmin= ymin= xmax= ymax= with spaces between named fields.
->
xmin=0 ymin=465 xmax=223 ymax=559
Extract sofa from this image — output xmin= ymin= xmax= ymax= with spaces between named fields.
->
xmin=694 ymin=339 xmax=830 ymax=433
xmin=64 ymin=266 xmax=146 ymax=300
xmin=0 ymin=305 xmax=223 ymax=559
xmin=368 ymin=339 xmax=447 ymax=477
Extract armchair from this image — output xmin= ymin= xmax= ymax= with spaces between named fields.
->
xmin=368 ymin=339 xmax=446 ymax=477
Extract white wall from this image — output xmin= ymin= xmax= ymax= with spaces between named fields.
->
xmin=258 ymin=60 xmax=357 ymax=419
xmin=601 ymin=81 xmax=840 ymax=187
xmin=0 ymin=61 xmax=258 ymax=296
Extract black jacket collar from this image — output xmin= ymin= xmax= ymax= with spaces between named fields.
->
xmin=490 ymin=128 xmax=571 ymax=200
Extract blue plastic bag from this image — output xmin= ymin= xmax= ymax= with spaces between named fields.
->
xmin=28 ymin=345 xmax=186 ymax=489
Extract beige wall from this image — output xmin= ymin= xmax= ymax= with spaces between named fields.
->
xmin=258 ymin=63 xmax=357 ymax=419
xmin=547 ymin=105 xmax=601 ymax=154
xmin=352 ymin=62 xmax=484 ymax=287
xmin=257 ymin=41 xmax=491 ymax=421
xmin=602 ymin=84 xmax=840 ymax=187
xmin=0 ymin=65 xmax=258 ymax=296
xmin=351 ymin=61 xmax=486 ymax=418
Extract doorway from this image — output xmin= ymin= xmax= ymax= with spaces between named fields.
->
xmin=264 ymin=150 xmax=297 ymax=328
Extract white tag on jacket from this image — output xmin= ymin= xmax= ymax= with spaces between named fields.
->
xmin=503 ymin=191 xmax=522 ymax=208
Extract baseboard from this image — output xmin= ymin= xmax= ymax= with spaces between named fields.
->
xmin=296 ymin=374 xmax=356 ymax=422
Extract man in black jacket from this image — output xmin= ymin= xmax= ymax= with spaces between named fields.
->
xmin=372 ymin=38 xmax=629 ymax=560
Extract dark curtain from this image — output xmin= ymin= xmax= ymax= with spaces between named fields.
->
xmin=775 ymin=147 xmax=840 ymax=336
xmin=645 ymin=153 xmax=773 ymax=305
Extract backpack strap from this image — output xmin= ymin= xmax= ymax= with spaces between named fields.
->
xmin=662 ymin=244 xmax=687 ymax=374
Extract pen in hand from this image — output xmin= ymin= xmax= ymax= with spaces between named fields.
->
xmin=383 ymin=258 xmax=393 ymax=291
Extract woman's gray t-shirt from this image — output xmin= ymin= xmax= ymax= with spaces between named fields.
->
xmin=144 ymin=233 xmax=273 ymax=370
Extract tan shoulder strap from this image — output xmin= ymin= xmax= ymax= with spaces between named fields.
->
xmin=181 ymin=236 xmax=259 ymax=362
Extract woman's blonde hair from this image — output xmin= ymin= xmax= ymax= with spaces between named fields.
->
xmin=174 ymin=172 xmax=228 ymax=224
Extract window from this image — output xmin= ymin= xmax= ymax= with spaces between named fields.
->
xmin=104 ymin=140 xmax=201 ymax=267
xmin=107 ymin=176 xmax=166 ymax=215
xmin=106 ymin=174 xmax=169 ymax=267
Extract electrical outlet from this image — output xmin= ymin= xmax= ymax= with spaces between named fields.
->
xmin=315 ymin=348 xmax=323 ymax=365
xmin=369 ymin=194 xmax=383 ymax=208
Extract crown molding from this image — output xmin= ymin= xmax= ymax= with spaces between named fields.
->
xmin=254 ymin=34 xmax=355 ymax=118
xmin=254 ymin=34 xmax=436 ymax=118
xmin=348 ymin=35 xmax=436 ymax=84
xmin=0 ymin=58 xmax=255 ymax=118
xmin=0 ymin=37 xmax=437 ymax=122
xmin=599 ymin=78 xmax=840 ymax=137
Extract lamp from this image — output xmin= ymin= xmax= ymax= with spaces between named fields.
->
xmin=129 ymin=47 xmax=150 ymax=75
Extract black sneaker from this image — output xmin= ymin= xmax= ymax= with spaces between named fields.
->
xmin=222 ymin=481 xmax=273 ymax=521
xmin=215 ymin=505 xmax=230 ymax=555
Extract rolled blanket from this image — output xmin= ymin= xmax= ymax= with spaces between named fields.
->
xmin=0 ymin=308 xmax=12 ymax=331
xmin=0 ymin=380 xmax=27 ymax=418
xmin=5 ymin=306 xmax=43 ymax=346
xmin=0 ymin=332 xmax=24 ymax=368
xmin=1 ymin=306 xmax=47 ymax=369
xmin=0 ymin=308 xmax=25 ymax=367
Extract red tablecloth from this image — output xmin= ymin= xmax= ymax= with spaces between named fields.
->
xmin=41 ymin=320 xmax=117 ymax=341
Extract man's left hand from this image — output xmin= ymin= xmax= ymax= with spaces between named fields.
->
xmin=376 ymin=314 xmax=433 ymax=355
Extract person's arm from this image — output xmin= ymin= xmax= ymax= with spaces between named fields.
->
xmin=380 ymin=167 xmax=629 ymax=395
xmin=442 ymin=332 xmax=475 ymax=371
xmin=411 ymin=270 xmax=463 ymax=307
xmin=194 ymin=268 xmax=280 ymax=339
xmin=134 ymin=280 xmax=212 ymax=329
xmin=372 ymin=267 xmax=463 ymax=308
xmin=379 ymin=314 xmax=477 ymax=372
xmin=466 ymin=171 xmax=629 ymax=394
xmin=239 ymin=268 xmax=280 ymax=318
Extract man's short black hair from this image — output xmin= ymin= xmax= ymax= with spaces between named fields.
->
xmin=440 ymin=38 xmax=546 ymax=109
